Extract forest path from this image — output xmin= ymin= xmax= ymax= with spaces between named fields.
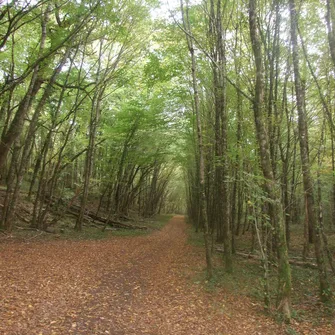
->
xmin=0 ymin=216 xmax=284 ymax=335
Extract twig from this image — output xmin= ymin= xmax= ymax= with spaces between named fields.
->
xmin=26 ymin=232 xmax=44 ymax=240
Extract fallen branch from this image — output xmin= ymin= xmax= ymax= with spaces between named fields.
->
xmin=216 ymin=248 xmax=320 ymax=271
xmin=290 ymin=256 xmax=316 ymax=261
xmin=15 ymin=226 xmax=39 ymax=231
xmin=15 ymin=212 xmax=30 ymax=223
xmin=26 ymin=232 xmax=44 ymax=240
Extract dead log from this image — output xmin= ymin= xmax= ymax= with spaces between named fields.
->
xmin=82 ymin=211 xmax=147 ymax=230
xmin=47 ymin=196 xmax=147 ymax=230
xmin=288 ymin=260 xmax=318 ymax=270
xmin=216 ymin=248 xmax=320 ymax=271
xmin=69 ymin=209 xmax=147 ymax=230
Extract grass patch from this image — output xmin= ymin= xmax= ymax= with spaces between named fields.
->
xmin=143 ymin=214 xmax=174 ymax=230
xmin=187 ymin=224 xmax=206 ymax=247
xmin=112 ymin=214 xmax=173 ymax=237
xmin=193 ymin=254 xmax=265 ymax=297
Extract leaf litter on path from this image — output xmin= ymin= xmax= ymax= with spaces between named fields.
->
xmin=0 ymin=216 xmax=333 ymax=334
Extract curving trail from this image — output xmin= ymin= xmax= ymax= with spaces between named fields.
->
xmin=0 ymin=216 xmax=293 ymax=334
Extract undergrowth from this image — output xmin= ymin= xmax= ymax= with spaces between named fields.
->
xmin=1 ymin=214 xmax=174 ymax=242
xmin=186 ymin=221 xmax=335 ymax=329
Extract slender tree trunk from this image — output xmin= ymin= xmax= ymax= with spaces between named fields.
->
xmin=75 ymin=88 xmax=104 ymax=231
xmin=327 ymin=0 xmax=335 ymax=69
xmin=289 ymin=0 xmax=332 ymax=302
xmin=232 ymin=21 xmax=244 ymax=244
xmin=280 ymin=70 xmax=292 ymax=247
xmin=1 ymin=140 xmax=21 ymax=230
xmin=249 ymin=0 xmax=292 ymax=321
xmin=31 ymin=128 xmax=53 ymax=229
xmin=326 ymin=0 xmax=335 ymax=229
xmin=180 ymin=0 xmax=213 ymax=279
xmin=75 ymin=38 xmax=110 ymax=231
xmin=208 ymin=0 xmax=232 ymax=273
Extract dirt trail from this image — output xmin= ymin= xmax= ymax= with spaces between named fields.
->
xmin=0 ymin=216 xmax=286 ymax=334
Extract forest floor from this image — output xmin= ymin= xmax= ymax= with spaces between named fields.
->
xmin=0 ymin=216 xmax=334 ymax=335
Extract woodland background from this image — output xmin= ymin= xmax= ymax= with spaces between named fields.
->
xmin=0 ymin=0 xmax=335 ymax=325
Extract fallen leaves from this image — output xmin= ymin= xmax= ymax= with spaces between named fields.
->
xmin=0 ymin=216 xmax=333 ymax=334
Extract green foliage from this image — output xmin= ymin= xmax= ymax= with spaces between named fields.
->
xmin=1 ymin=0 xmax=335 ymax=327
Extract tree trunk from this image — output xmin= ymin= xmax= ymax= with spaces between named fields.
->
xmin=208 ymin=0 xmax=232 ymax=273
xmin=289 ymin=0 xmax=332 ymax=302
xmin=0 ymin=5 xmax=50 ymax=168
xmin=180 ymin=0 xmax=213 ymax=279
xmin=249 ymin=0 xmax=292 ymax=321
